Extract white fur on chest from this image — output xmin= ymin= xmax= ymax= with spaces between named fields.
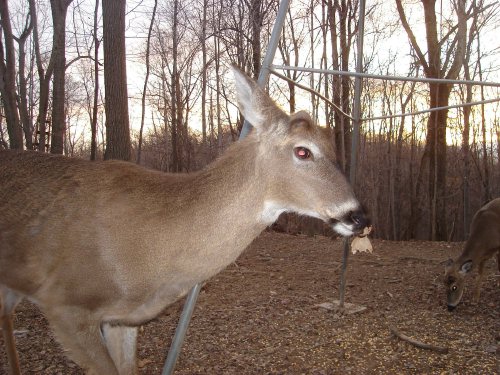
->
xmin=260 ymin=200 xmax=287 ymax=225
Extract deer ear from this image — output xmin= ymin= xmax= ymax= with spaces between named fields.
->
xmin=289 ymin=111 xmax=313 ymax=131
xmin=459 ymin=260 xmax=473 ymax=275
xmin=231 ymin=66 xmax=285 ymax=134
xmin=444 ymin=258 xmax=454 ymax=272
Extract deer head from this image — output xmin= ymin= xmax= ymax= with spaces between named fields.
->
xmin=232 ymin=66 xmax=368 ymax=236
xmin=444 ymin=258 xmax=472 ymax=311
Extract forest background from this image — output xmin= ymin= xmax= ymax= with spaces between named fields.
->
xmin=1 ymin=0 xmax=499 ymax=242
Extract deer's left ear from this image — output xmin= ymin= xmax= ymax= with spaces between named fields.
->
xmin=232 ymin=65 xmax=286 ymax=134
xmin=289 ymin=111 xmax=313 ymax=131
xmin=459 ymin=260 xmax=473 ymax=275
xmin=444 ymin=258 xmax=454 ymax=272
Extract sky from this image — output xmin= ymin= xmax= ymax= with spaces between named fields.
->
xmin=9 ymin=0 xmax=500 ymax=144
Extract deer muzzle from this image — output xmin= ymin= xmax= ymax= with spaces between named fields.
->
xmin=329 ymin=209 xmax=370 ymax=237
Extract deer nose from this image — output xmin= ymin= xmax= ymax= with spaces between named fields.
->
xmin=447 ymin=304 xmax=456 ymax=312
xmin=348 ymin=210 xmax=369 ymax=231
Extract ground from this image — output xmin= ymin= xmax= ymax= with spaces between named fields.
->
xmin=1 ymin=232 xmax=499 ymax=374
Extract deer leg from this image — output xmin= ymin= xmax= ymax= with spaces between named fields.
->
xmin=43 ymin=307 xmax=120 ymax=375
xmin=0 ymin=287 xmax=22 ymax=375
xmin=101 ymin=323 xmax=138 ymax=375
xmin=473 ymin=260 xmax=486 ymax=304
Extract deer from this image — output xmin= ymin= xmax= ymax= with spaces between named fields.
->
xmin=444 ymin=198 xmax=500 ymax=311
xmin=0 ymin=67 xmax=369 ymax=375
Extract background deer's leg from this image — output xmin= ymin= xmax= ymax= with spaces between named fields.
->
xmin=496 ymin=250 xmax=500 ymax=288
xmin=473 ymin=260 xmax=486 ymax=303
xmin=101 ymin=323 xmax=138 ymax=375
xmin=44 ymin=307 xmax=120 ymax=375
xmin=0 ymin=287 xmax=22 ymax=375
xmin=497 ymin=249 xmax=500 ymax=273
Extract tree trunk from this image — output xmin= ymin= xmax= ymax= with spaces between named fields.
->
xmin=29 ymin=0 xmax=54 ymax=153
xmin=396 ymin=0 xmax=467 ymax=240
xmin=425 ymin=82 xmax=451 ymax=240
xmin=250 ymin=0 xmax=262 ymax=78
xmin=50 ymin=0 xmax=72 ymax=155
xmin=326 ymin=0 xmax=354 ymax=173
xmin=476 ymin=37 xmax=490 ymax=202
xmin=170 ymin=0 xmax=180 ymax=171
xmin=278 ymin=8 xmax=299 ymax=114
xmin=215 ymin=33 xmax=222 ymax=155
xmin=103 ymin=0 xmax=131 ymax=161
xmin=137 ymin=0 xmax=157 ymax=165
xmin=0 ymin=0 xmax=23 ymax=149
xmin=90 ymin=0 xmax=100 ymax=160
xmin=462 ymin=82 xmax=471 ymax=239
xmin=201 ymin=0 xmax=208 ymax=151
xmin=14 ymin=14 xmax=34 ymax=149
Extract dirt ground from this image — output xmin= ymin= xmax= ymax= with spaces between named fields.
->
xmin=1 ymin=232 xmax=499 ymax=374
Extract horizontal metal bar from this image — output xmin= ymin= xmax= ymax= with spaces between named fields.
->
xmin=270 ymin=69 xmax=354 ymax=121
xmin=273 ymin=65 xmax=500 ymax=88
xmin=365 ymin=97 xmax=500 ymax=122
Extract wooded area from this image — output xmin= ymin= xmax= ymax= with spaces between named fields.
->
xmin=1 ymin=0 xmax=499 ymax=241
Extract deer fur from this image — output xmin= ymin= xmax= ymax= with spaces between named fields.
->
xmin=0 ymin=67 xmax=368 ymax=374
xmin=444 ymin=198 xmax=500 ymax=311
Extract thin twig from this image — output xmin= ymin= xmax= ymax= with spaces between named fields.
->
xmin=389 ymin=325 xmax=449 ymax=354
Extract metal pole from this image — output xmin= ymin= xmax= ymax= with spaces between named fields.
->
xmin=161 ymin=283 xmax=201 ymax=375
xmin=338 ymin=237 xmax=350 ymax=307
xmin=339 ymin=0 xmax=366 ymax=309
xmin=161 ymin=1 xmax=291 ymax=373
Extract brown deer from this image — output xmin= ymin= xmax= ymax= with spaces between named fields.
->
xmin=444 ymin=198 xmax=500 ymax=311
xmin=0 ymin=67 xmax=368 ymax=374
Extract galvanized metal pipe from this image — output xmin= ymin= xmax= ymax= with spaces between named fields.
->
xmin=161 ymin=283 xmax=201 ymax=375
xmin=273 ymin=65 xmax=500 ymax=87
xmin=339 ymin=0 xmax=366 ymax=309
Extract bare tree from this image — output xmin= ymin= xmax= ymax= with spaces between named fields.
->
xmin=326 ymin=0 xmax=359 ymax=173
xmin=13 ymin=6 xmax=34 ymax=149
xmin=0 ymin=0 xmax=23 ymax=149
xmin=91 ymin=0 xmax=100 ymax=160
xmin=30 ymin=0 xmax=54 ymax=153
xmin=50 ymin=0 xmax=73 ymax=154
xmin=102 ymin=0 xmax=131 ymax=161
xmin=396 ymin=0 xmax=468 ymax=240
xmin=200 ymin=0 xmax=209 ymax=153
xmin=278 ymin=6 xmax=305 ymax=113
xmin=460 ymin=1 xmax=481 ymax=238
xmin=171 ymin=0 xmax=181 ymax=171
xmin=137 ymin=0 xmax=157 ymax=165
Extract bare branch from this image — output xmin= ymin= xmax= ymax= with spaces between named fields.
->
xmin=394 ymin=0 xmax=429 ymax=73
xmin=445 ymin=0 xmax=467 ymax=80
xmin=389 ymin=325 xmax=449 ymax=354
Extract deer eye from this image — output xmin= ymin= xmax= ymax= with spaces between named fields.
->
xmin=294 ymin=147 xmax=312 ymax=160
xmin=451 ymin=285 xmax=457 ymax=291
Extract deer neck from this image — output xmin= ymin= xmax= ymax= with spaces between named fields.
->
xmin=157 ymin=137 xmax=274 ymax=281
